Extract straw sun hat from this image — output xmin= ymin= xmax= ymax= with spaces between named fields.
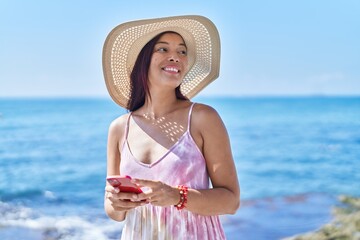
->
xmin=102 ymin=15 xmax=220 ymax=108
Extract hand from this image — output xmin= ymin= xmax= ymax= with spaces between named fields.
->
xmin=105 ymin=185 xmax=147 ymax=211
xmin=132 ymin=179 xmax=180 ymax=207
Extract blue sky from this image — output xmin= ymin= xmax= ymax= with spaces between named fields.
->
xmin=0 ymin=0 xmax=359 ymax=97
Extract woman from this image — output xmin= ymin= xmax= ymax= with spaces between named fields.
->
xmin=103 ymin=15 xmax=240 ymax=239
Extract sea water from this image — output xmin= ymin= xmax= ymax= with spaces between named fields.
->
xmin=0 ymin=97 xmax=359 ymax=239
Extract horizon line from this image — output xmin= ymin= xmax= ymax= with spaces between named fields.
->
xmin=1 ymin=94 xmax=360 ymax=100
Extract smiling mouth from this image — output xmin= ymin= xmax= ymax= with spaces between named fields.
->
xmin=162 ymin=67 xmax=180 ymax=73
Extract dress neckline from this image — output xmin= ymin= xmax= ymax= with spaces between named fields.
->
xmin=125 ymin=130 xmax=190 ymax=168
xmin=122 ymin=103 xmax=196 ymax=167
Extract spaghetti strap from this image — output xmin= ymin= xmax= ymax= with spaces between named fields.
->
xmin=121 ymin=112 xmax=132 ymax=152
xmin=187 ymin=103 xmax=196 ymax=132
xmin=124 ymin=112 xmax=132 ymax=140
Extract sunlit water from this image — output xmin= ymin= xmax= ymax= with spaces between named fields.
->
xmin=1 ymin=97 xmax=359 ymax=239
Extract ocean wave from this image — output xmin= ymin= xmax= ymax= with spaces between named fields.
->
xmin=0 ymin=189 xmax=63 ymax=203
xmin=0 ymin=201 xmax=122 ymax=240
xmin=0 ymin=193 xmax=340 ymax=240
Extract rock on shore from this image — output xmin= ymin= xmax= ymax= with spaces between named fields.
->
xmin=284 ymin=195 xmax=360 ymax=240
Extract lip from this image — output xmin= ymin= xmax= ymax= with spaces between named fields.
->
xmin=161 ymin=65 xmax=181 ymax=74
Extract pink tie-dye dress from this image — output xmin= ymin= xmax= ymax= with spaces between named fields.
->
xmin=120 ymin=103 xmax=226 ymax=240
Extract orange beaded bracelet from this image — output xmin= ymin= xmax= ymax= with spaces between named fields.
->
xmin=175 ymin=185 xmax=188 ymax=210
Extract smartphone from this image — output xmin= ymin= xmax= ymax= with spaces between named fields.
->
xmin=106 ymin=175 xmax=143 ymax=194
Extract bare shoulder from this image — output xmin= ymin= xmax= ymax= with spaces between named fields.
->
xmin=192 ymin=103 xmax=222 ymax=121
xmin=191 ymin=103 xmax=225 ymax=131
xmin=108 ymin=113 xmax=130 ymax=139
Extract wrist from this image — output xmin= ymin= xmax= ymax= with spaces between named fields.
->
xmin=172 ymin=186 xmax=180 ymax=205
xmin=174 ymin=185 xmax=188 ymax=210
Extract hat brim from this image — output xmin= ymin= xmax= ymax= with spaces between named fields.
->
xmin=103 ymin=15 xmax=220 ymax=108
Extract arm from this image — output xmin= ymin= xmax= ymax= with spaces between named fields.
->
xmin=185 ymin=104 xmax=240 ymax=215
xmin=104 ymin=114 xmax=145 ymax=221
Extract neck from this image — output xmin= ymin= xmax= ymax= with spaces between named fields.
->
xmin=141 ymin=91 xmax=179 ymax=119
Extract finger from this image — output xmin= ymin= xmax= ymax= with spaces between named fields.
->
xmin=113 ymin=201 xmax=147 ymax=211
xmin=105 ymin=185 xmax=113 ymax=192
xmin=119 ymin=200 xmax=147 ymax=207
xmin=111 ymin=199 xmax=147 ymax=209
xmin=105 ymin=185 xmax=120 ymax=193
xmin=108 ymin=193 xmax=146 ymax=204
xmin=141 ymin=192 xmax=161 ymax=203
xmin=148 ymin=196 xmax=159 ymax=204
xmin=131 ymin=178 xmax=159 ymax=188
xmin=112 ymin=192 xmax=143 ymax=201
xmin=136 ymin=188 xmax=154 ymax=198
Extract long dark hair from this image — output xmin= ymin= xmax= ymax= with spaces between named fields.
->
xmin=127 ymin=31 xmax=188 ymax=111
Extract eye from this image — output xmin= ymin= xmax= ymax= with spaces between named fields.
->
xmin=179 ymin=50 xmax=187 ymax=56
xmin=156 ymin=47 xmax=167 ymax=53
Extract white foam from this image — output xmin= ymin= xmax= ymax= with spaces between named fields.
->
xmin=44 ymin=190 xmax=57 ymax=200
xmin=0 ymin=201 xmax=123 ymax=240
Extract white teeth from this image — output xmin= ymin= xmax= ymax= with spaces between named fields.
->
xmin=163 ymin=67 xmax=179 ymax=73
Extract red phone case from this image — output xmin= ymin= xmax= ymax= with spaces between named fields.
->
xmin=106 ymin=175 xmax=143 ymax=194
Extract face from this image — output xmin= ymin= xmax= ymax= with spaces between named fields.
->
xmin=148 ymin=33 xmax=189 ymax=91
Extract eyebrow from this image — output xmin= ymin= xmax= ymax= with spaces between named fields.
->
xmin=155 ymin=41 xmax=187 ymax=47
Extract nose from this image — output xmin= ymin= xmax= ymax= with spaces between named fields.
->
xmin=168 ymin=53 xmax=180 ymax=62
xmin=168 ymin=56 xmax=179 ymax=62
